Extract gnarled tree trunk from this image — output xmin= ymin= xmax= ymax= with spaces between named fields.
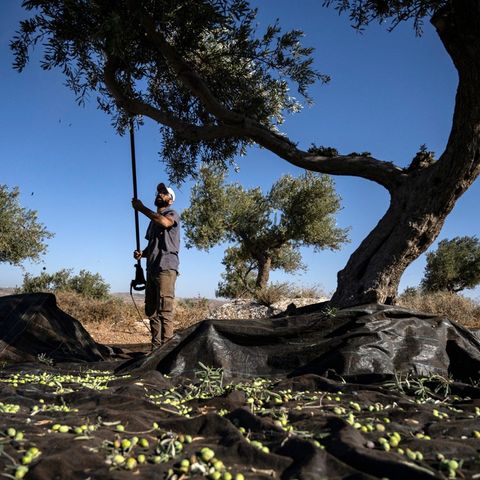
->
xmin=255 ymin=255 xmax=272 ymax=290
xmin=331 ymin=0 xmax=480 ymax=306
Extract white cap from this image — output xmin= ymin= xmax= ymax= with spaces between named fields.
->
xmin=166 ymin=186 xmax=175 ymax=202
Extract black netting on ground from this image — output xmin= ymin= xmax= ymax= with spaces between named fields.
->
xmin=1 ymin=293 xmax=480 ymax=479
xmin=0 ymin=293 xmax=112 ymax=363
xmin=117 ymin=303 xmax=480 ymax=383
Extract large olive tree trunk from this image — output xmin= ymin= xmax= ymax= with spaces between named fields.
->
xmin=331 ymin=1 xmax=480 ymax=306
xmin=255 ymin=255 xmax=272 ymax=290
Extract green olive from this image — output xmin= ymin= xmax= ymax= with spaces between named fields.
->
xmin=113 ymin=454 xmax=125 ymax=465
xmin=15 ymin=466 xmax=29 ymax=480
xmin=449 ymin=460 xmax=459 ymax=470
xmin=121 ymin=439 xmax=131 ymax=449
xmin=389 ymin=437 xmax=399 ymax=447
xmin=200 ymin=447 xmax=215 ymax=462
xmin=125 ymin=457 xmax=137 ymax=470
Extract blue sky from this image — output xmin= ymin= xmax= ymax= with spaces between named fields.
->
xmin=1 ymin=1 xmax=479 ymax=300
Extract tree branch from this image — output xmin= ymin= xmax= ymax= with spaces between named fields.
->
xmin=140 ymin=14 xmax=245 ymax=126
xmin=138 ymin=6 xmax=404 ymax=191
xmin=103 ymin=56 xmax=243 ymax=141
xmin=245 ymin=124 xmax=405 ymax=191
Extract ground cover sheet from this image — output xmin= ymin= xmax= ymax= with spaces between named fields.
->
xmin=1 ymin=293 xmax=480 ymax=479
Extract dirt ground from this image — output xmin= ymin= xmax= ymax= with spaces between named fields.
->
xmin=85 ymin=319 xmax=151 ymax=346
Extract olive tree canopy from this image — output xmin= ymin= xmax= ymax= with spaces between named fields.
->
xmin=182 ymin=167 xmax=349 ymax=292
xmin=421 ymin=237 xmax=480 ymax=293
xmin=0 ymin=185 xmax=53 ymax=266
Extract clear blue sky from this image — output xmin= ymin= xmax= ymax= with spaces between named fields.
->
xmin=1 ymin=1 xmax=479 ymax=300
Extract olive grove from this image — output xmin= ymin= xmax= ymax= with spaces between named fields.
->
xmin=12 ymin=0 xmax=480 ymax=306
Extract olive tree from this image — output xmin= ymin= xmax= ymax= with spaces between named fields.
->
xmin=12 ymin=0 xmax=480 ymax=307
xmin=182 ymin=167 xmax=348 ymax=293
xmin=0 ymin=185 xmax=53 ymax=265
xmin=20 ymin=268 xmax=110 ymax=299
xmin=421 ymin=236 xmax=480 ymax=293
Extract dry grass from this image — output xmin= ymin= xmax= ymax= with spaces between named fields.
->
xmin=56 ymin=291 xmax=138 ymax=324
xmin=254 ymin=282 xmax=293 ymax=307
xmin=55 ymin=291 xmax=147 ymax=345
xmin=174 ymin=297 xmax=211 ymax=331
xmin=58 ymin=289 xmax=480 ymax=345
xmin=55 ymin=291 xmax=212 ymax=345
xmin=398 ymin=290 xmax=480 ymax=329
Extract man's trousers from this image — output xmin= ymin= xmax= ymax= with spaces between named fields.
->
xmin=145 ymin=269 xmax=177 ymax=348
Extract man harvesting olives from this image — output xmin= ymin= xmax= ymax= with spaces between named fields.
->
xmin=132 ymin=183 xmax=180 ymax=349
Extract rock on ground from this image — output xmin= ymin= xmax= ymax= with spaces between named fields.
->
xmin=208 ymin=297 xmax=328 ymax=319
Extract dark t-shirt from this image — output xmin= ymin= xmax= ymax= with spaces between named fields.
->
xmin=144 ymin=208 xmax=180 ymax=275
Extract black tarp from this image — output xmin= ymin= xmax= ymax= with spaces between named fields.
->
xmin=0 ymin=293 xmax=111 ymax=363
xmin=1 ymin=294 xmax=480 ymax=479
xmin=117 ymin=303 xmax=480 ymax=382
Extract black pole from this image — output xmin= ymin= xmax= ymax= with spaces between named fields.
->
xmin=129 ymin=117 xmax=146 ymax=291
xmin=129 ymin=118 xmax=141 ymax=255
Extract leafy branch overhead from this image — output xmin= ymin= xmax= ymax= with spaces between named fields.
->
xmin=182 ymin=167 xmax=349 ymax=290
xmin=12 ymin=0 xmax=327 ymax=183
xmin=323 ymin=0 xmax=447 ymax=34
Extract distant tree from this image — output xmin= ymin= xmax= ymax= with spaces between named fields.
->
xmin=21 ymin=269 xmax=71 ymax=293
xmin=182 ymin=167 xmax=348 ymax=292
xmin=401 ymin=286 xmax=420 ymax=298
xmin=68 ymin=269 xmax=111 ymax=299
xmin=214 ymin=244 xmax=307 ymax=299
xmin=0 ymin=185 xmax=53 ymax=265
xmin=12 ymin=0 xmax=480 ymax=306
xmin=20 ymin=268 xmax=110 ymax=299
xmin=421 ymin=237 xmax=480 ymax=293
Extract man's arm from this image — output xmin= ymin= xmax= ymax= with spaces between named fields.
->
xmin=131 ymin=199 xmax=175 ymax=228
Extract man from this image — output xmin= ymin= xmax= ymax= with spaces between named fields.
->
xmin=132 ymin=183 xmax=180 ymax=349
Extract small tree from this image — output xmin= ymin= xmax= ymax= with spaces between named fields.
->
xmin=20 ymin=268 xmax=110 ymax=299
xmin=421 ymin=236 xmax=480 ymax=293
xmin=0 ymin=185 xmax=53 ymax=265
xmin=182 ymin=168 xmax=349 ymax=292
xmin=215 ymin=246 xmax=257 ymax=298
